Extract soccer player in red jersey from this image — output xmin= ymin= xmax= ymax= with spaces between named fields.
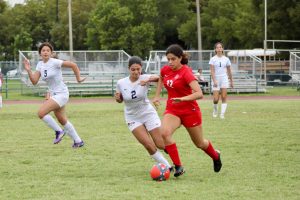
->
xmin=153 ymin=44 xmax=222 ymax=177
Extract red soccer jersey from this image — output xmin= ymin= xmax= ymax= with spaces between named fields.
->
xmin=161 ymin=65 xmax=200 ymax=114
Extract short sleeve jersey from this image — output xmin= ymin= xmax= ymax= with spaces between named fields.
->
xmin=161 ymin=65 xmax=200 ymax=114
xmin=36 ymin=58 xmax=68 ymax=94
xmin=209 ymin=55 xmax=231 ymax=76
xmin=116 ymin=74 xmax=156 ymax=116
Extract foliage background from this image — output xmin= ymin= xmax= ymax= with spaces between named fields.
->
xmin=0 ymin=0 xmax=299 ymax=60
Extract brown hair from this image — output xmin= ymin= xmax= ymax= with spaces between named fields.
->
xmin=214 ymin=42 xmax=224 ymax=54
xmin=38 ymin=42 xmax=54 ymax=54
xmin=166 ymin=44 xmax=189 ymax=65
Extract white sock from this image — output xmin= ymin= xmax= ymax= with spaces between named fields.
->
xmin=151 ymin=150 xmax=171 ymax=168
xmin=221 ymin=103 xmax=227 ymax=115
xmin=64 ymin=121 xmax=82 ymax=143
xmin=213 ymin=103 xmax=218 ymax=113
xmin=0 ymin=96 xmax=2 ymax=108
xmin=42 ymin=115 xmax=62 ymax=132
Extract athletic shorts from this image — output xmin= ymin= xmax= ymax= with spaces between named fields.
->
xmin=50 ymin=92 xmax=69 ymax=107
xmin=125 ymin=111 xmax=161 ymax=132
xmin=212 ymin=75 xmax=229 ymax=91
xmin=165 ymin=109 xmax=202 ymax=127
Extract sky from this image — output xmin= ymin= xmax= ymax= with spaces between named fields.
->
xmin=4 ymin=0 xmax=25 ymax=7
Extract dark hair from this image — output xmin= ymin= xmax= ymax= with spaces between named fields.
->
xmin=214 ymin=42 xmax=224 ymax=54
xmin=166 ymin=44 xmax=188 ymax=64
xmin=38 ymin=42 xmax=54 ymax=54
xmin=128 ymin=56 xmax=142 ymax=67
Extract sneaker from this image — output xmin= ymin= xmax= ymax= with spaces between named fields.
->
xmin=72 ymin=140 xmax=84 ymax=148
xmin=53 ymin=131 xmax=65 ymax=144
xmin=220 ymin=114 xmax=225 ymax=119
xmin=213 ymin=111 xmax=218 ymax=118
xmin=213 ymin=150 xmax=222 ymax=172
xmin=174 ymin=165 xmax=185 ymax=177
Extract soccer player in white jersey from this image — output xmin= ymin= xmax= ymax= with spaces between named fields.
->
xmin=209 ymin=42 xmax=233 ymax=119
xmin=115 ymin=56 xmax=171 ymax=170
xmin=23 ymin=42 xmax=86 ymax=148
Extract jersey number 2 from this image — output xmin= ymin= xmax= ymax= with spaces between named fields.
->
xmin=131 ymin=90 xmax=137 ymax=99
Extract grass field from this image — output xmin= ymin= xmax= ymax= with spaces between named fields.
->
xmin=0 ymin=98 xmax=299 ymax=200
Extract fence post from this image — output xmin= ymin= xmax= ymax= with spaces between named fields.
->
xmin=5 ymin=76 xmax=8 ymax=99
xmin=111 ymin=75 xmax=114 ymax=97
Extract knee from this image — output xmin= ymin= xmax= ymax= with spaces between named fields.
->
xmin=195 ymin=140 xmax=207 ymax=150
xmin=37 ymin=111 xmax=45 ymax=119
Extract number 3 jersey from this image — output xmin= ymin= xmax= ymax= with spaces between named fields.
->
xmin=116 ymin=74 xmax=156 ymax=116
xmin=161 ymin=64 xmax=200 ymax=114
xmin=36 ymin=58 xmax=68 ymax=94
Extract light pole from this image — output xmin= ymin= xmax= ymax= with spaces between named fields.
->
xmin=196 ymin=0 xmax=203 ymax=68
xmin=68 ymin=0 xmax=73 ymax=58
xmin=263 ymin=0 xmax=267 ymax=84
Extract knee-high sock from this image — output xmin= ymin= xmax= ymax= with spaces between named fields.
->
xmin=151 ymin=150 xmax=171 ymax=168
xmin=64 ymin=121 xmax=81 ymax=143
xmin=0 ymin=96 xmax=2 ymax=108
xmin=204 ymin=141 xmax=219 ymax=160
xmin=165 ymin=143 xmax=182 ymax=166
xmin=221 ymin=103 xmax=227 ymax=115
xmin=42 ymin=115 xmax=62 ymax=132
xmin=213 ymin=103 xmax=218 ymax=113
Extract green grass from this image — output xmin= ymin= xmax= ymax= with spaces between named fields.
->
xmin=0 ymin=99 xmax=299 ymax=200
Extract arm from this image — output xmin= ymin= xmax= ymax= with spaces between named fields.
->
xmin=152 ymin=75 xmax=163 ymax=109
xmin=62 ymin=61 xmax=86 ymax=83
xmin=171 ymin=80 xmax=203 ymax=102
xmin=140 ymin=74 xmax=159 ymax=86
xmin=23 ymin=59 xmax=41 ymax=85
xmin=227 ymin=66 xmax=233 ymax=88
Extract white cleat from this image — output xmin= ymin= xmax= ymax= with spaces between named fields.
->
xmin=213 ymin=111 xmax=218 ymax=118
xmin=220 ymin=114 xmax=225 ymax=119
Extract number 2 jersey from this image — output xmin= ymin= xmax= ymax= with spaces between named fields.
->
xmin=116 ymin=74 xmax=157 ymax=117
xmin=161 ymin=64 xmax=200 ymax=114
xmin=36 ymin=58 xmax=68 ymax=94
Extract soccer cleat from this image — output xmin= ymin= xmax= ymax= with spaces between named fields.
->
xmin=213 ymin=111 xmax=218 ymax=118
xmin=72 ymin=140 xmax=84 ymax=148
xmin=213 ymin=150 xmax=222 ymax=172
xmin=53 ymin=130 xmax=65 ymax=144
xmin=220 ymin=114 xmax=225 ymax=119
xmin=174 ymin=165 xmax=185 ymax=177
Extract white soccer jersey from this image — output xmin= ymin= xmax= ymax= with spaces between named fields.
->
xmin=209 ymin=55 xmax=231 ymax=77
xmin=116 ymin=74 xmax=156 ymax=117
xmin=36 ymin=58 xmax=68 ymax=94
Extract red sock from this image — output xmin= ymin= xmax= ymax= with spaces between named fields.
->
xmin=165 ymin=143 xmax=182 ymax=166
xmin=204 ymin=141 xmax=219 ymax=160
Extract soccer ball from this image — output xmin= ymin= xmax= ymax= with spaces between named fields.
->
xmin=150 ymin=163 xmax=170 ymax=181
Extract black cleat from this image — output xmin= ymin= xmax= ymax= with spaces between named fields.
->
xmin=174 ymin=165 xmax=185 ymax=177
xmin=213 ymin=150 xmax=222 ymax=172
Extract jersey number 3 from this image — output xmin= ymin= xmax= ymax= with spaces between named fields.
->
xmin=44 ymin=70 xmax=47 ymax=77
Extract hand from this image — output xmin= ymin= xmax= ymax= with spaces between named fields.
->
xmin=152 ymin=97 xmax=160 ymax=110
xmin=213 ymin=81 xmax=218 ymax=88
xmin=171 ymin=97 xmax=182 ymax=103
xmin=77 ymin=77 xmax=87 ymax=83
xmin=115 ymin=92 xmax=123 ymax=103
xmin=139 ymin=79 xmax=148 ymax=86
xmin=23 ymin=59 xmax=31 ymax=72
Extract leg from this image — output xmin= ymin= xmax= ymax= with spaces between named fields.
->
xmin=149 ymin=126 xmax=165 ymax=150
xmin=212 ymin=90 xmax=220 ymax=117
xmin=186 ymin=126 xmax=222 ymax=172
xmin=55 ymin=106 xmax=83 ymax=146
xmin=132 ymin=126 xmax=171 ymax=168
xmin=220 ymin=88 xmax=228 ymax=119
xmin=162 ymin=114 xmax=184 ymax=177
